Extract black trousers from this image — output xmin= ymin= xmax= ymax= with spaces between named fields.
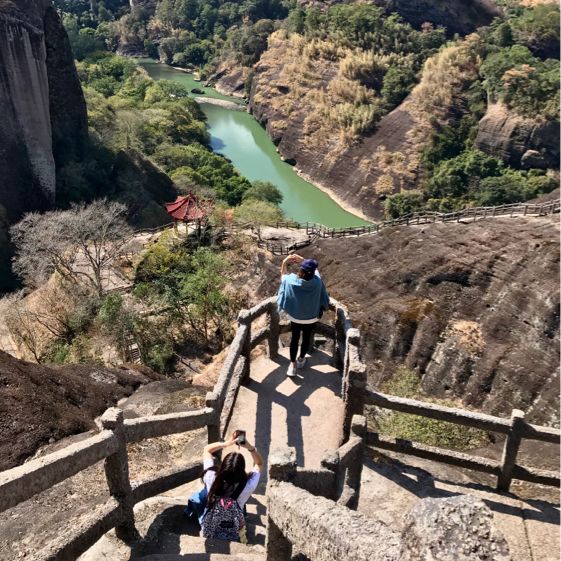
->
xmin=290 ymin=322 xmax=316 ymax=362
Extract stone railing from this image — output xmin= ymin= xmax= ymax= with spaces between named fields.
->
xmin=364 ymin=390 xmax=560 ymax=492
xmin=257 ymin=200 xmax=560 ymax=254
xmin=0 ymin=296 xmax=362 ymax=560
xmin=266 ymin=432 xmax=402 ymax=561
xmin=204 ymin=295 xmax=365 ymax=444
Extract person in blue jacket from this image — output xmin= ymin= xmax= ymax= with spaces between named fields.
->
xmin=277 ymin=254 xmax=330 ymax=377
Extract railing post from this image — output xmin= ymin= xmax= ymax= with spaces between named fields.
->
xmin=266 ymin=448 xmax=296 ymax=561
xmin=332 ymin=305 xmax=346 ymax=370
xmin=340 ymin=415 xmax=366 ymax=510
xmin=101 ymin=408 xmax=139 ymax=542
xmin=342 ymin=329 xmax=367 ymax=441
xmin=238 ymin=309 xmax=251 ymax=383
xmin=205 ymin=391 xmax=221 ymax=444
xmin=268 ymin=301 xmax=280 ymax=359
xmin=497 ymin=409 xmax=525 ymax=492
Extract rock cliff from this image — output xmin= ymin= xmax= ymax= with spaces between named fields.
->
xmin=260 ymin=216 xmax=559 ymax=426
xmin=475 ymin=103 xmax=560 ymax=170
xmin=315 ymin=217 xmax=560 ymax=426
xmin=250 ymin=34 xmax=481 ymax=220
xmin=0 ymin=350 xmax=161 ymax=471
xmin=0 ymin=0 xmax=87 ymax=221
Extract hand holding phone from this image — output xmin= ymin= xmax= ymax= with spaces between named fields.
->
xmin=235 ymin=429 xmax=246 ymax=445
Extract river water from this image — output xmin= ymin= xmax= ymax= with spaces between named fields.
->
xmin=139 ymin=60 xmax=368 ymax=227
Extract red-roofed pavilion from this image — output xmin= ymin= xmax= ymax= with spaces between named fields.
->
xmin=165 ymin=192 xmax=213 ymax=233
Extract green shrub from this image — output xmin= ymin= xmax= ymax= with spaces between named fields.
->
xmin=384 ymin=191 xmax=425 ymax=219
xmin=481 ymin=45 xmax=560 ymax=119
xmin=374 ymin=367 xmax=490 ymax=451
xmin=234 ymin=199 xmax=284 ymax=225
xmin=242 ymin=181 xmax=283 ymax=205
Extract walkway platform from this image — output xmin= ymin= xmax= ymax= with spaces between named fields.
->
xmin=228 ymin=346 xmax=345 ymax=488
xmin=80 ymin=345 xmax=344 ymax=560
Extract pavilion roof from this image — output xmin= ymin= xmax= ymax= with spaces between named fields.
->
xmin=165 ymin=192 xmax=213 ymax=222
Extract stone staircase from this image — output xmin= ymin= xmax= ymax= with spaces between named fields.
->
xmin=80 ymin=493 xmax=266 ymax=561
xmin=79 ymin=345 xmax=342 ymax=561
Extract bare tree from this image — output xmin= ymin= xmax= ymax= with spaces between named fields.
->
xmin=10 ymin=200 xmax=133 ymax=296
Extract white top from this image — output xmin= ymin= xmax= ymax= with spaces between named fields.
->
xmin=203 ymin=458 xmax=260 ymax=508
xmin=287 ymin=314 xmax=318 ymax=324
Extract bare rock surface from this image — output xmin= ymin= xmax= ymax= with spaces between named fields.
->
xmin=259 ymin=216 xmax=560 ymax=426
xmin=402 ymin=495 xmax=511 ymax=561
xmin=359 ymin=452 xmax=560 ymax=561
xmin=0 ymin=0 xmax=87 ymax=220
xmin=208 ymin=58 xmax=248 ymax=98
xmin=0 ymin=350 xmax=162 ymax=471
xmin=475 ymin=104 xmax=560 ymax=170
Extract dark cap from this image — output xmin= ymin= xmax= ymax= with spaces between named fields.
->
xmin=300 ymin=259 xmax=318 ymax=274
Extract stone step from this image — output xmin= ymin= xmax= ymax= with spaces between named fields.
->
xmin=137 ymin=554 xmax=265 ymax=561
xmin=135 ymin=535 xmax=265 ymax=561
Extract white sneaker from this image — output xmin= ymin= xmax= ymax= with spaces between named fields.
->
xmin=287 ymin=364 xmax=296 ymax=377
xmin=296 ymin=357 xmax=307 ymax=370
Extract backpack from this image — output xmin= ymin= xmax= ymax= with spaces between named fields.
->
xmin=201 ymin=497 xmax=245 ymax=542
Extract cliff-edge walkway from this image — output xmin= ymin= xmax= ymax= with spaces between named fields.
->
xmin=0 ymin=296 xmax=558 ymax=561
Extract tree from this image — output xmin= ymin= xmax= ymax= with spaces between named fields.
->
xmin=11 ymin=200 xmax=133 ymax=296
xmin=234 ymin=199 xmax=284 ymax=226
xmin=179 ymin=248 xmax=229 ymax=344
xmin=384 ymin=191 xmax=425 ymax=219
xmin=242 ymin=180 xmax=283 ymax=205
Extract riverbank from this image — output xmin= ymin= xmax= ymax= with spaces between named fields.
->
xmin=293 ymin=167 xmax=372 ymax=223
xmin=194 ymin=97 xmax=246 ymax=111
xmin=139 ymin=59 xmax=369 ymax=227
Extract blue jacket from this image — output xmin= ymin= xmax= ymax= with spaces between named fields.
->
xmin=277 ymin=272 xmax=330 ymax=321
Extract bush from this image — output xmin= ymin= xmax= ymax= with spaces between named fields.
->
xmin=425 ymin=150 xmax=504 ymax=201
xmin=373 ymin=367 xmax=490 ymax=451
xmin=481 ymin=45 xmax=560 ymax=118
xmin=234 ymin=199 xmax=284 ymax=226
xmin=242 ymin=181 xmax=283 ymax=205
xmin=384 ymin=191 xmax=425 ymax=219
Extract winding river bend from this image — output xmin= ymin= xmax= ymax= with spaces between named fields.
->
xmin=139 ymin=60 xmax=368 ymax=227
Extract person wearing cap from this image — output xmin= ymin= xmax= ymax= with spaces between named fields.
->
xmin=277 ymin=254 xmax=330 ymax=377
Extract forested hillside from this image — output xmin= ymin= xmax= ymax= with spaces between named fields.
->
xmin=61 ymin=0 xmax=560 ymax=220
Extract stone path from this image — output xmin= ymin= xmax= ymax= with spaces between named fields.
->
xmin=358 ymin=451 xmax=560 ymax=561
xmin=80 ymin=345 xmax=345 ymax=560
xmin=228 ymin=346 xmax=345 ymax=489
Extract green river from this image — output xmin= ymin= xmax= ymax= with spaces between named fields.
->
xmin=139 ymin=60 xmax=369 ymax=227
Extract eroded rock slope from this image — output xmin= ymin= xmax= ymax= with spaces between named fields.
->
xmin=261 ymin=216 xmax=559 ymax=425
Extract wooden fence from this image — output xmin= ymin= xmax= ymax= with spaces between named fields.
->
xmin=364 ymin=390 xmax=560 ymax=492
xmin=257 ymin=200 xmax=560 ymax=254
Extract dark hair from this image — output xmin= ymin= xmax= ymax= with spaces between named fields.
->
xmin=297 ymin=268 xmax=314 ymax=281
xmin=207 ymin=452 xmax=248 ymax=505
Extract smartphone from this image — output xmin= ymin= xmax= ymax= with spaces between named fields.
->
xmin=236 ymin=430 xmax=246 ymax=445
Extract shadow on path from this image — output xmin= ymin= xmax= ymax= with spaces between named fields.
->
xmin=364 ymin=454 xmax=560 ymax=526
xmin=244 ymin=349 xmax=342 ymax=491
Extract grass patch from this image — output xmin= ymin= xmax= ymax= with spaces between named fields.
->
xmin=372 ymin=367 xmax=491 ymax=451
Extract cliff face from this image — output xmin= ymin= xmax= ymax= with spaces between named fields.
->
xmin=250 ymin=34 xmax=480 ymax=221
xmin=475 ymin=103 xmax=560 ymax=170
xmin=0 ymin=0 xmax=87 ymax=221
xmin=259 ymin=217 xmax=559 ymax=426
xmin=0 ymin=349 xmax=161 ymax=470
xmin=311 ymin=217 xmax=560 ymax=426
